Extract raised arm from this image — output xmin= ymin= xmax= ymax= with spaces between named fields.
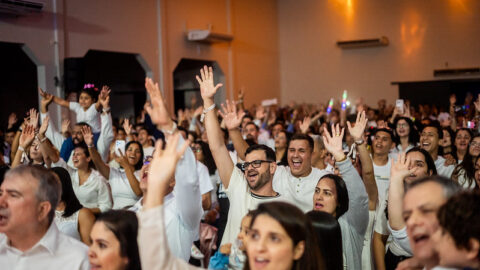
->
xmin=37 ymin=116 xmax=60 ymax=163
xmin=97 ymin=94 xmax=115 ymax=162
xmin=219 ymin=100 xmax=249 ymax=162
xmin=347 ymin=111 xmax=378 ymax=210
xmin=11 ymin=125 xmax=36 ymax=168
xmin=40 ymin=87 xmax=69 ymax=108
xmin=388 ymin=152 xmax=414 ymax=230
xmin=195 ymin=66 xmax=235 ymax=188
xmin=83 ymin=126 xmax=110 ymax=179
xmin=95 ymin=86 xmax=110 ymax=111
xmin=39 ymin=88 xmax=65 ymax=150
xmin=323 ymin=124 xmax=368 ymax=230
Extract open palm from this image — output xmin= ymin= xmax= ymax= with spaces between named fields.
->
xmin=219 ymin=100 xmax=245 ymax=130
xmin=196 ymin=66 xmax=223 ymax=100
xmin=347 ymin=111 xmax=367 ymax=141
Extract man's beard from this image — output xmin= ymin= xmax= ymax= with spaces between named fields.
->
xmin=248 ymin=169 xmax=271 ymax=191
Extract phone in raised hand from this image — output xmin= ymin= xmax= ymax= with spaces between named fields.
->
xmin=396 ymin=99 xmax=404 ymax=114
xmin=115 ymin=140 xmax=126 ymax=156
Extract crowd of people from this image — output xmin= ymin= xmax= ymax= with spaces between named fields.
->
xmin=0 ymin=65 xmax=479 ymax=270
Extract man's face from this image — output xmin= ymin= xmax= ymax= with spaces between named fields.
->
xmin=244 ymin=150 xmax=274 ymax=191
xmin=271 ymin=124 xmax=283 ymax=138
xmin=244 ymin=124 xmax=258 ymax=142
xmin=405 ymin=151 xmax=432 ymax=183
xmin=372 ymin=131 xmax=393 ymax=156
xmin=287 ymin=139 xmax=312 ymax=177
xmin=420 ymin=127 xmax=440 ymax=155
xmin=72 ymin=125 xmax=85 ymax=145
xmin=138 ymin=129 xmax=149 ymax=145
xmin=0 ymin=173 xmax=40 ymax=236
xmin=4 ymin=131 xmax=15 ymax=145
xmin=403 ymin=182 xmax=446 ymax=265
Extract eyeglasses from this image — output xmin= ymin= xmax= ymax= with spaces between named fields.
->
xmin=191 ymin=147 xmax=202 ymax=153
xmin=241 ymin=160 xmax=273 ymax=171
xmin=470 ymin=142 xmax=480 ymax=147
xmin=397 ymin=123 xmax=408 ymax=128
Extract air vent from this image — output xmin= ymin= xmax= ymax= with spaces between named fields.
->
xmin=187 ymin=29 xmax=233 ymax=44
xmin=337 ymin=36 xmax=389 ymax=49
xmin=434 ymin=67 xmax=480 ymax=77
xmin=0 ymin=0 xmax=43 ymax=16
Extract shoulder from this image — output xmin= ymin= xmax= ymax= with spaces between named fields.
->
xmin=58 ymin=232 xmax=89 ymax=253
xmin=78 ymin=208 xmax=95 ymax=221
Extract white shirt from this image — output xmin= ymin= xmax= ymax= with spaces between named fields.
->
xmin=221 ymin=167 xmax=286 ymax=245
xmin=109 ymin=168 xmax=142 ymax=209
xmin=0 ymin=222 xmax=89 ymax=270
xmin=272 ymin=165 xmax=328 ymax=212
xmin=373 ymin=158 xmax=391 ymax=204
xmin=54 ymin=210 xmax=80 ymax=241
xmin=197 ymin=161 xmax=214 ymax=195
xmin=54 ymin=159 xmax=112 ymax=212
xmin=435 ymin=156 xmax=455 ymax=178
xmin=69 ymin=102 xmax=101 ymax=133
xmin=130 ymin=136 xmax=202 ymax=261
xmin=143 ymin=146 xmax=155 ymax=157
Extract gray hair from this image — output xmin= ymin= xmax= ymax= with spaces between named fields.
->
xmin=406 ymin=175 xmax=461 ymax=199
xmin=5 ymin=165 xmax=61 ymax=225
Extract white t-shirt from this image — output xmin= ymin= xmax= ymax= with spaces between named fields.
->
xmin=143 ymin=146 xmax=155 ymax=157
xmin=373 ymin=158 xmax=391 ymax=204
xmin=362 ymin=210 xmax=376 ymax=270
xmin=69 ymin=102 xmax=101 ymax=133
xmin=272 ymin=165 xmax=328 ymax=212
xmin=435 ymin=156 xmax=455 ymax=178
xmin=221 ymin=167 xmax=285 ymax=245
xmin=109 ymin=168 xmax=142 ymax=209
xmin=197 ymin=161 xmax=214 ymax=195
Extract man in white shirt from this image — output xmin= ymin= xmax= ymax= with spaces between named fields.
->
xmin=129 ymin=77 xmax=203 ymax=261
xmin=0 ymin=165 xmax=89 ymax=269
xmin=197 ymin=66 xmax=287 ymax=245
xmin=372 ymin=128 xmax=395 ymax=203
xmin=420 ymin=124 xmax=455 ymax=178
xmin=137 ymin=125 xmax=155 ymax=157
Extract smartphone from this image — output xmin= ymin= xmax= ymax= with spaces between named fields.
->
xmin=467 ymin=121 xmax=475 ymax=129
xmin=396 ymin=99 xmax=404 ymax=114
xmin=115 ymin=140 xmax=126 ymax=156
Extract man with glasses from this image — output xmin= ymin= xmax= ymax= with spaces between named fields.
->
xmin=197 ymin=66 xmax=289 ymax=246
xmin=420 ymin=124 xmax=455 ymax=178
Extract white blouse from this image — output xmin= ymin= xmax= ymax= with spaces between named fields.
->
xmin=54 ymin=210 xmax=80 ymax=241
xmin=109 ymin=168 xmax=142 ymax=209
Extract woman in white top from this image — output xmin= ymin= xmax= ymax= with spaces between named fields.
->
xmin=452 ymin=135 xmax=479 ymax=189
xmin=82 ymin=126 xmax=143 ymax=209
xmin=391 ymin=117 xmax=418 ymax=157
xmin=52 ymin=167 xmax=95 ymax=245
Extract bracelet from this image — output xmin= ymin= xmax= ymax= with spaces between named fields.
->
xmin=200 ymin=103 xmax=216 ymax=123
xmin=161 ymin=122 xmax=177 ymax=135
xmin=18 ymin=146 xmax=25 ymax=152
xmin=87 ymin=144 xmax=95 ymax=148
xmin=335 ymin=154 xmax=347 ymax=163
xmin=102 ymin=107 xmax=111 ymax=113
xmin=36 ymin=135 xmax=47 ymax=143
xmin=354 ymin=139 xmax=364 ymax=145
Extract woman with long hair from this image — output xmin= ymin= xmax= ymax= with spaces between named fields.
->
xmin=52 ymin=167 xmax=95 ymax=245
xmin=452 ymin=133 xmax=478 ymax=189
xmin=89 ymin=210 xmax=141 ymax=270
xmin=137 ymin=133 xmax=325 ymax=270
xmin=392 ymin=117 xmax=419 ymax=154
xmin=452 ymin=128 xmax=472 ymax=163
xmin=274 ymin=130 xmax=291 ymax=166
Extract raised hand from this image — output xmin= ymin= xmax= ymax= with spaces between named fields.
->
xmin=193 ymin=106 xmax=204 ymax=118
xmin=99 ymin=85 xmax=111 ymax=101
xmin=19 ymin=125 xmax=35 ymax=148
xmin=195 ymin=66 xmax=223 ymax=101
xmin=255 ymin=105 xmax=266 ymax=120
xmin=39 ymin=115 xmax=50 ymax=137
xmin=474 ymin=94 xmax=480 ymax=113
xmin=450 ymin=94 xmax=456 ymax=105
xmin=390 ymin=152 xmax=414 ymax=182
xmin=81 ymin=125 xmax=94 ymax=147
xmin=299 ymin=116 xmax=311 ymax=134
xmin=99 ymin=92 xmax=110 ymax=109
xmin=145 ymin=77 xmax=172 ymax=128
xmin=7 ymin=113 xmax=17 ymax=129
xmin=147 ymin=133 xmax=189 ymax=192
xmin=39 ymin=88 xmax=54 ymax=112
xmin=61 ymin=119 xmax=71 ymax=135
xmin=347 ymin=110 xmax=367 ymax=141
xmin=28 ymin=108 xmax=39 ymax=130
xmin=322 ymin=124 xmax=345 ymax=161
xmin=123 ymin=118 xmax=133 ymax=136
xmin=114 ymin=150 xmax=131 ymax=169
xmin=219 ymin=100 xmax=245 ymax=130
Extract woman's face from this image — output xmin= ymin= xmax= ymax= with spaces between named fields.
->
xmin=474 ymin=158 xmax=480 ymax=188
xmin=29 ymin=140 xmax=42 ymax=161
xmin=455 ymin=130 xmax=471 ymax=152
xmin=192 ymin=143 xmax=204 ymax=162
xmin=469 ymin=137 xmax=480 ymax=157
xmin=274 ymin=132 xmax=287 ymax=150
xmin=237 ymin=215 xmax=252 ymax=251
xmin=441 ymin=130 xmax=452 ymax=148
xmin=396 ymin=119 xmax=410 ymax=137
xmin=72 ymin=148 xmax=90 ymax=169
xmin=312 ymin=178 xmax=338 ymax=216
xmin=89 ymin=221 xmax=128 ymax=270
xmin=79 ymin=92 xmax=94 ymax=109
xmin=125 ymin=143 xmax=142 ymax=166
xmin=246 ymin=214 xmax=303 ymax=270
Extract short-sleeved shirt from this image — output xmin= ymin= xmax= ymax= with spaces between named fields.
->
xmin=221 ymin=167 xmax=284 ymax=245
xmin=109 ymin=168 xmax=142 ymax=209
xmin=69 ymin=102 xmax=101 ymax=133
xmin=373 ymin=159 xmax=391 ymax=204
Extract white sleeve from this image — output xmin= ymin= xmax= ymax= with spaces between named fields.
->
xmin=69 ymin=102 xmax=81 ymax=113
xmin=96 ymin=174 xmax=113 ymax=212
xmin=97 ymin=112 xmax=114 ymax=162
xmin=40 ymin=112 xmax=65 ymax=151
xmin=51 ymin=158 xmax=76 ymax=177
xmin=387 ymin=223 xmax=412 ymax=254
xmin=173 ymin=136 xmax=202 ymax=230
xmin=197 ymin=162 xmax=214 ymax=195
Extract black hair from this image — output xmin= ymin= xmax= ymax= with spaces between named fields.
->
xmin=244 ymin=144 xmax=276 ymax=162
xmin=245 ymin=202 xmax=325 ymax=270
xmin=422 ymin=122 xmax=443 ymax=139
xmin=125 ymin=141 xmax=144 ymax=171
xmin=373 ymin=128 xmax=394 ymax=141
xmin=277 ymin=131 xmax=293 ymax=166
xmin=393 ymin=117 xmax=419 ymax=146
xmin=73 ymin=143 xmax=95 ymax=170
xmin=245 ymin=121 xmax=259 ymax=131
xmin=289 ymin=133 xmax=314 ymax=152
xmin=51 ymin=167 xmax=83 ymax=218
xmin=194 ymin=140 xmax=217 ymax=175
xmin=96 ymin=210 xmax=141 ymax=270
xmin=406 ymin=147 xmax=438 ymax=176
xmin=306 ymin=211 xmax=343 ymax=270
xmin=79 ymin=85 xmax=98 ymax=102
xmin=439 ymin=127 xmax=455 ymax=156
xmin=317 ymin=174 xmax=349 ymax=218
xmin=74 ymin=122 xmax=91 ymax=129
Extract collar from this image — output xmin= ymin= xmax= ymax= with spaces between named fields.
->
xmin=250 ymin=192 xmax=280 ymax=199
xmin=0 ymin=223 xmax=59 ymax=255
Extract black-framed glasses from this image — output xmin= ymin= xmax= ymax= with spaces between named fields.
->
xmin=240 ymin=160 xmax=273 ymax=171
xmin=191 ymin=146 xmax=202 ymax=153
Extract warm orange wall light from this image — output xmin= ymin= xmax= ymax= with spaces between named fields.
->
xmin=400 ymin=11 xmax=426 ymax=57
xmin=329 ymin=0 xmax=354 ymax=23
xmin=448 ymin=0 xmax=470 ymax=13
